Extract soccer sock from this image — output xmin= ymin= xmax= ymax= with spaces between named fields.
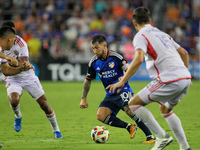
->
xmin=130 ymin=105 xmax=166 ymax=138
xmin=162 ymin=111 xmax=190 ymax=149
xmin=10 ymin=104 xmax=22 ymax=118
xmin=46 ymin=111 xmax=60 ymax=132
xmin=132 ymin=114 xmax=152 ymax=137
xmin=103 ymin=115 xmax=130 ymax=129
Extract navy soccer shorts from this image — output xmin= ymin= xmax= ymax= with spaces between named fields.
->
xmin=99 ymin=91 xmax=133 ymax=116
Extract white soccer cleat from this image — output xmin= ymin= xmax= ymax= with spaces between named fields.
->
xmin=151 ymin=134 xmax=173 ymax=150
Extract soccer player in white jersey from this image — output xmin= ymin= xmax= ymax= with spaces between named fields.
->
xmin=0 ymin=27 xmax=32 ymax=76
xmin=0 ymin=24 xmax=18 ymax=67
xmin=107 ymin=7 xmax=192 ymax=150
xmin=1 ymin=21 xmax=63 ymax=138
xmin=0 ymin=52 xmax=18 ymax=66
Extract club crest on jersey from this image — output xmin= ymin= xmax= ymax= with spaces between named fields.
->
xmin=109 ymin=62 xmax=115 ymax=68
xmin=122 ymin=60 xmax=126 ymax=65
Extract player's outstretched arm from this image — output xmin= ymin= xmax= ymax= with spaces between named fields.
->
xmin=79 ymin=79 xmax=91 ymax=109
xmin=0 ymin=61 xmax=32 ymax=76
xmin=0 ymin=52 xmax=18 ymax=66
xmin=177 ymin=46 xmax=192 ymax=86
xmin=177 ymin=46 xmax=189 ymax=68
xmin=106 ymin=50 xmax=145 ymax=93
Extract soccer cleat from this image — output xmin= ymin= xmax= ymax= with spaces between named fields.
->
xmin=143 ymin=136 xmax=156 ymax=143
xmin=14 ymin=117 xmax=22 ymax=132
xmin=0 ymin=143 xmax=3 ymax=149
xmin=54 ymin=131 xmax=63 ymax=138
xmin=151 ymin=134 xmax=173 ymax=150
xmin=129 ymin=124 xmax=137 ymax=139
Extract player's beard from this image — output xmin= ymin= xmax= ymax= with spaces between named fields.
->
xmin=98 ymin=50 xmax=105 ymax=60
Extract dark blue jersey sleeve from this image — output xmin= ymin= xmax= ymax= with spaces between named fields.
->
xmin=118 ymin=57 xmax=129 ymax=72
xmin=86 ymin=57 xmax=97 ymax=80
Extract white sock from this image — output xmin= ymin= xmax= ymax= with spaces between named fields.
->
xmin=46 ymin=111 xmax=60 ymax=132
xmin=162 ymin=111 xmax=190 ymax=149
xmin=11 ymin=104 xmax=22 ymax=118
xmin=130 ymin=105 xmax=166 ymax=138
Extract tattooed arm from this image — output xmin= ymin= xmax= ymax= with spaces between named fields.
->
xmin=123 ymin=105 xmax=136 ymax=118
xmin=79 ymin=79 xmax=92 ymax=109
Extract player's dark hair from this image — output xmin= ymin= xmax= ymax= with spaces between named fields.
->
xmin=132 ymin=7 xmax=150 ymax=25
xmin=0 ymin=26 xmax=16 ymax=38
xmin=2 ymin=21 xmax=15 ymax=28
xmin=91 ymin=35 xmax=106 ymax=44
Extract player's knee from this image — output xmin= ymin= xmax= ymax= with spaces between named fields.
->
xmin=96 ymin=113 xmax=106 ymax=122
xmin=159 ymin=104 xmax=171 ymax=114
xmin=9 ymin=93 xmax=20 ymax=108
xmin=10 ymin=101 xmax=19 ymax=108
xmin=38 ymin=100 xmax=50 ymax=112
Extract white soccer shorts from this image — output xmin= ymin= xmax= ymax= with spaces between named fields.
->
xmin=138 ymin=78 xmax=191 ymax=109
xmin=6 ymin=77 xmax=45 ymax=100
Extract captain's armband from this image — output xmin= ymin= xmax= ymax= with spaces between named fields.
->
xmin=122 ymin=63 xmax=129 ymax=72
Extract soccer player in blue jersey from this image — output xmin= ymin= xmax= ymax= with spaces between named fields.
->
xmin=79 ymin=35 xmax=155 ymax=143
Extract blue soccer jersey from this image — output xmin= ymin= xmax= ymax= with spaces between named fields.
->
xmin=86 ymin=50 xmax=133 ymax=95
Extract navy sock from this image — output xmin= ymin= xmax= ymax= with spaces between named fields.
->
xmin=132 ymin=115 xmax=152 ymax=137
xmin=103 ymin=115 xmax=129 ymax=129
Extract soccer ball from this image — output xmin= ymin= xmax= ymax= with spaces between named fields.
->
xmin=0 ymin=143 xmax=3 ymax=149
xmin=91 ymin=125 xmax=110 ymax=143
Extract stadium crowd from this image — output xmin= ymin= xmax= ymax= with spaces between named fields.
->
xmin=0 ymin=0 xmax=199 ymax=65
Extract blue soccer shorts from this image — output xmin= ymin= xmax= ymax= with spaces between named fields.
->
xmin=99 ymin=91 xmax=133 ymax=116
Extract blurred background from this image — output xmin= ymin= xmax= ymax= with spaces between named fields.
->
xmin=0 ymin=0 xmax=199 ymax=81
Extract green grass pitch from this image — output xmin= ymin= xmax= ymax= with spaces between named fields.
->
xmin=0 ymin=81 xmax=199 ymax=150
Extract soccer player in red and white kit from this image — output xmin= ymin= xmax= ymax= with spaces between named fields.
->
xmin=0 ymin=27 xmax=32 ymax=76
xmin=0 ymin=52 xmax=18 ymax=66
xmin=1 ymin=21 xmax=63 ymax=138
xmin=107 ymin=7 xmax=192 ymax=150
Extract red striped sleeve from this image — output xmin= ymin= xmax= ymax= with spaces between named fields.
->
xmin=15 ymin=37 xmax=25 ymax=48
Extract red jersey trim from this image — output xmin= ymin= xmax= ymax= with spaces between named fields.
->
xmin=148 ymin=95 xmax=162 ymax=105
xmin=1 ymin=61 xmax=8 ymax=64
xmin=30 ymin=64 xmax=35 ymax=73
xmin=148 ymin=82 xmax=164 ymax=93
xmin=162 ymin=77 xmax=192 ymax=83
xmin=168 ymin=101 xmax=178 ymax=106
xmin=107 ymin=50 xmax=110 ymax=58
xmin=19 ymin=56 xmax=28 ymax=58
xmin=86 ymin=77 xmax=95 ymax=80
xmin=163 ymin=111 xmax=174 ymax=118
xmin=15 ymin=37 xmax=25 ymax=48
xmin=141 ymin=34 xmax=161 ymax=81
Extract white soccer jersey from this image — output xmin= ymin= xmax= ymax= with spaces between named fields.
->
xmin=0 ymin=47 xmax=7 ymax=65
xmin=2 ymin=35 xmax=36 ymax=82
xmin=133 ymin=24 xmax=191 ymax=83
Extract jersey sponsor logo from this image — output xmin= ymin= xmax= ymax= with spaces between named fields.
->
xmin=109 ymin=62 xmax=115 ymax=68
xmin=98 ymin=70 xmax=118 ymax=79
